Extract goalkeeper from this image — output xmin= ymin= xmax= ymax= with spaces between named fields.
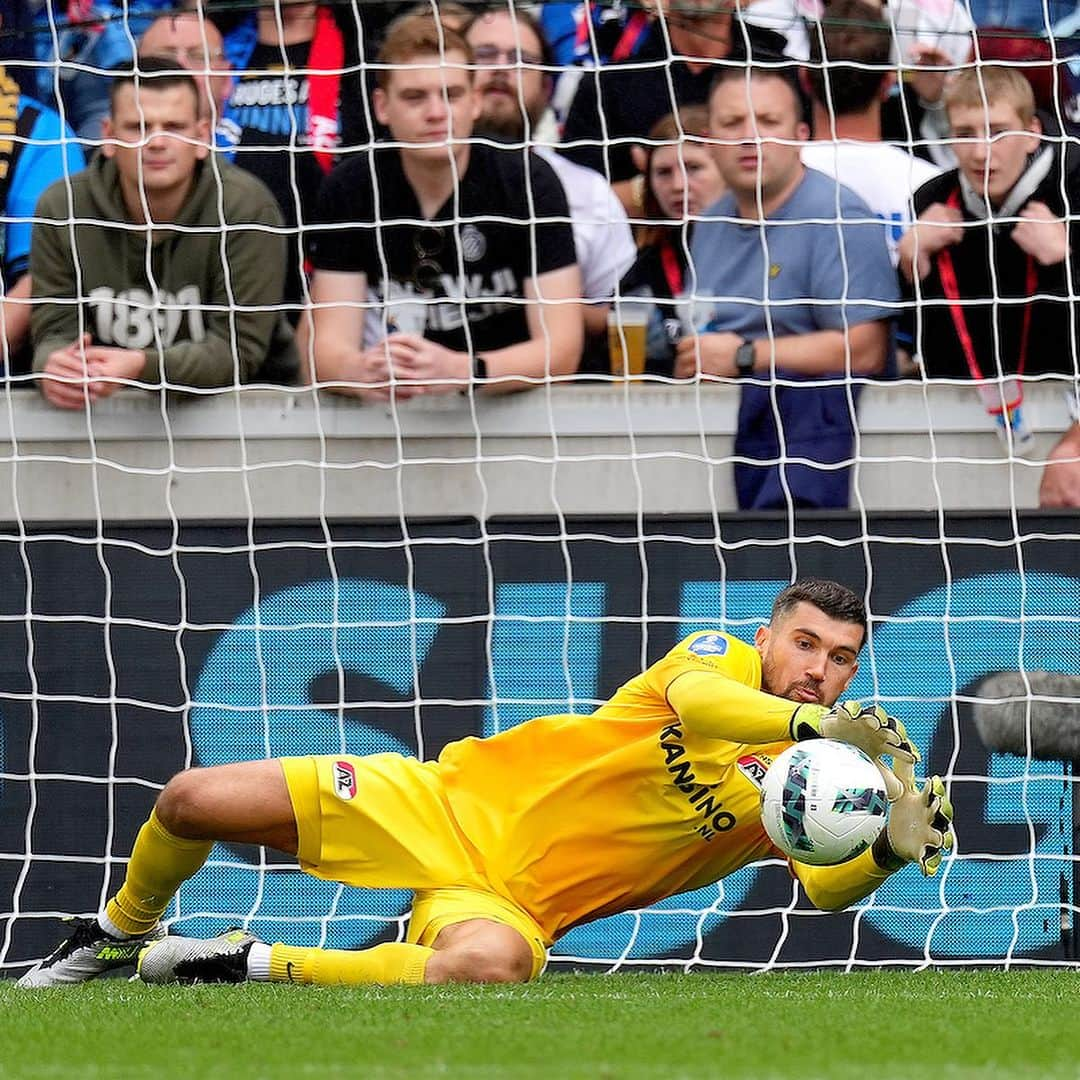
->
xmin=19 ymin=579 xmax=954 ymax=988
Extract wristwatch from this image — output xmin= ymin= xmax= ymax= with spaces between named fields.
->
xmin=734 ymin=339 xmax=756 ymax=377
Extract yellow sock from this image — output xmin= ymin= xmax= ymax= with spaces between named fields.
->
xmin=105 ymin=809 xmax=213 ymax=937
xmin=268 ymin=942 xmax=433 ymax=985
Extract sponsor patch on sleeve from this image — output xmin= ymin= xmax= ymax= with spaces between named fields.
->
xmin=736 ymin=753 xmax=771 ymax=789
xmin=333 ymin=760 xmax=357 ymax=800
xmin=688 ymin=632 xmax=729 ymax=657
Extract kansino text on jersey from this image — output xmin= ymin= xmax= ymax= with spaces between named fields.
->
xmin=658 ymin=722 xmax=736 ymax=841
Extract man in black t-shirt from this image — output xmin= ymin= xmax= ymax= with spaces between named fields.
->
xmin=306 ymin=15 xmax=582 ymax=401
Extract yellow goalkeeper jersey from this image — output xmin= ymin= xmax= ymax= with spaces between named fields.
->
xmin=437 ymin=630 xmax=892 ymax=943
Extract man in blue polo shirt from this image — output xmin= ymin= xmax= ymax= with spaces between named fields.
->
xmin=677 ymin=67 xmax=898 ymax=510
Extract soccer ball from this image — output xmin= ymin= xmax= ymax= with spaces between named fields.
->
xmin=760 ymin=740 xmax=889 ymax=866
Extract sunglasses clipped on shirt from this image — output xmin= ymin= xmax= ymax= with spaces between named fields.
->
xmin=411 ymin=225 xmax=446 ymax=292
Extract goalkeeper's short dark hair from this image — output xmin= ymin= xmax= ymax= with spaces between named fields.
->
xmin=771 ymin=580 xmax=867 ymax=644
xmin=806 ymin=0 xmax=892 ymax=117
xmin=109 ymin=56 xmax=201 ymax=115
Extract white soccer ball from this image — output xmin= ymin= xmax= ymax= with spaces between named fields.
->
xmin=760 ymin=739 xmax=889 ymax=866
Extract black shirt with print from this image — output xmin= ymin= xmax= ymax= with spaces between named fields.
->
xmin=308 ymin=142 xmax=577 ymax=354
xmin=228 ymin=39 xmax=328 ymax=308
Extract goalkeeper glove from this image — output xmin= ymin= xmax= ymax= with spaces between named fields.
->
xmin=789 ymin=700 xmax=920 ymax=767
xmin=874 ymin=763 xmax=955 ymax=876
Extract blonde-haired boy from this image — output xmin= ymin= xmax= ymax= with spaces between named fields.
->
xmin=896 ymin=64 xmax=1080 ymax=506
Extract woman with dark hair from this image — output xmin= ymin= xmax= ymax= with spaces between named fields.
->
xmin=617 ymin=106 xmax=725 ymax=376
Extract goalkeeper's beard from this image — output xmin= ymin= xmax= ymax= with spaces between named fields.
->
xmin=762 ymin=659 xmax=823 ymax=704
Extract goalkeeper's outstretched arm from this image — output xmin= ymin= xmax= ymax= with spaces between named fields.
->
xmin=666 ymin=669 xmax=803 ymax=744
xmin=793 ymin=844 xmax=896 ymax=912
xmin=667 ymin=669 xmax=918 ymax=767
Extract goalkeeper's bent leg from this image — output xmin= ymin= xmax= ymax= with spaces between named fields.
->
xmin=104 ymin=809 xmax=213 ymax=936
xmin=263 ymin=942 xmax=434 ymax=985
xmin=255 ymin=920 xmax=534 ymax=985
xmin=104 ymin=760 xmax=299 ymax=938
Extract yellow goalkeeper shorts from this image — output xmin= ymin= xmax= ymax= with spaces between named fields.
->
xmin=279 ymin=754 xmax=548 ymax=979
xmin=407 ymin=888 xmax=548 ymax=980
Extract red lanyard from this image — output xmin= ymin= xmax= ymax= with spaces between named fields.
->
xmin=660 ymin=239 xmax=684 ymax=298
xmin=575 ymin=6 xmax=650 ymax=62
xmin=935 ymin=189 xmax=1036 ymax=384
xmin=612 ymin=11 xmax=650 ymax=61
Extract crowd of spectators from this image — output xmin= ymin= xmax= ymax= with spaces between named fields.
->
xmin=0 ymin=0 xmax=1076 ymax=509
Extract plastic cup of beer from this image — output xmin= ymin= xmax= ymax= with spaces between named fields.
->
xmin=608 ymin=301 xmax=650 ymax=379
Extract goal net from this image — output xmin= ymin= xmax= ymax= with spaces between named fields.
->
xmin=1 ymin=0 xmax=1079 ymax=976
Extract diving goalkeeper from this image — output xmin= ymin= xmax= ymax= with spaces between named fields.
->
xmin=18 ymin=579 xmax=954 ymax=988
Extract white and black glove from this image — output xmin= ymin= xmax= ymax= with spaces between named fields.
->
xmin=874 ymin=758 xmax=956 ymax=876
xmin=790 ymin=700 xmax=920 ymax=767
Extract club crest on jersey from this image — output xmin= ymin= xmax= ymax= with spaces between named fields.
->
xmin=460 ymin=223 xmax=487 ymax=262
xmin=333 ymin=760 xmax=357 ymax=800
xmin=689 ymin=633 xmax=728 ymax=656
xmin=737 ymin=753 xmax=772 ymax=789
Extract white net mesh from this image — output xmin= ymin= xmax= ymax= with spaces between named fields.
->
xmin=1 ymin=1 xmax=1079 ymax=975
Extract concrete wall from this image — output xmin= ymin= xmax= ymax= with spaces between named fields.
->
xmin=0 ymin=381 xmax=1074 ymax=520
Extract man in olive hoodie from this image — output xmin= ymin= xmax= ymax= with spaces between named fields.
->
xmin=31 ymin=61 xmax=297 ymax=409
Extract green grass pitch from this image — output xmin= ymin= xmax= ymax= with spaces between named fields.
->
xmin=1 ymin=969 xmax=1075 ymax=1079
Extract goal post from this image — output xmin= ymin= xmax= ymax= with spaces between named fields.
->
xmin=1 ymin=481 xmax=1077 ymax=971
